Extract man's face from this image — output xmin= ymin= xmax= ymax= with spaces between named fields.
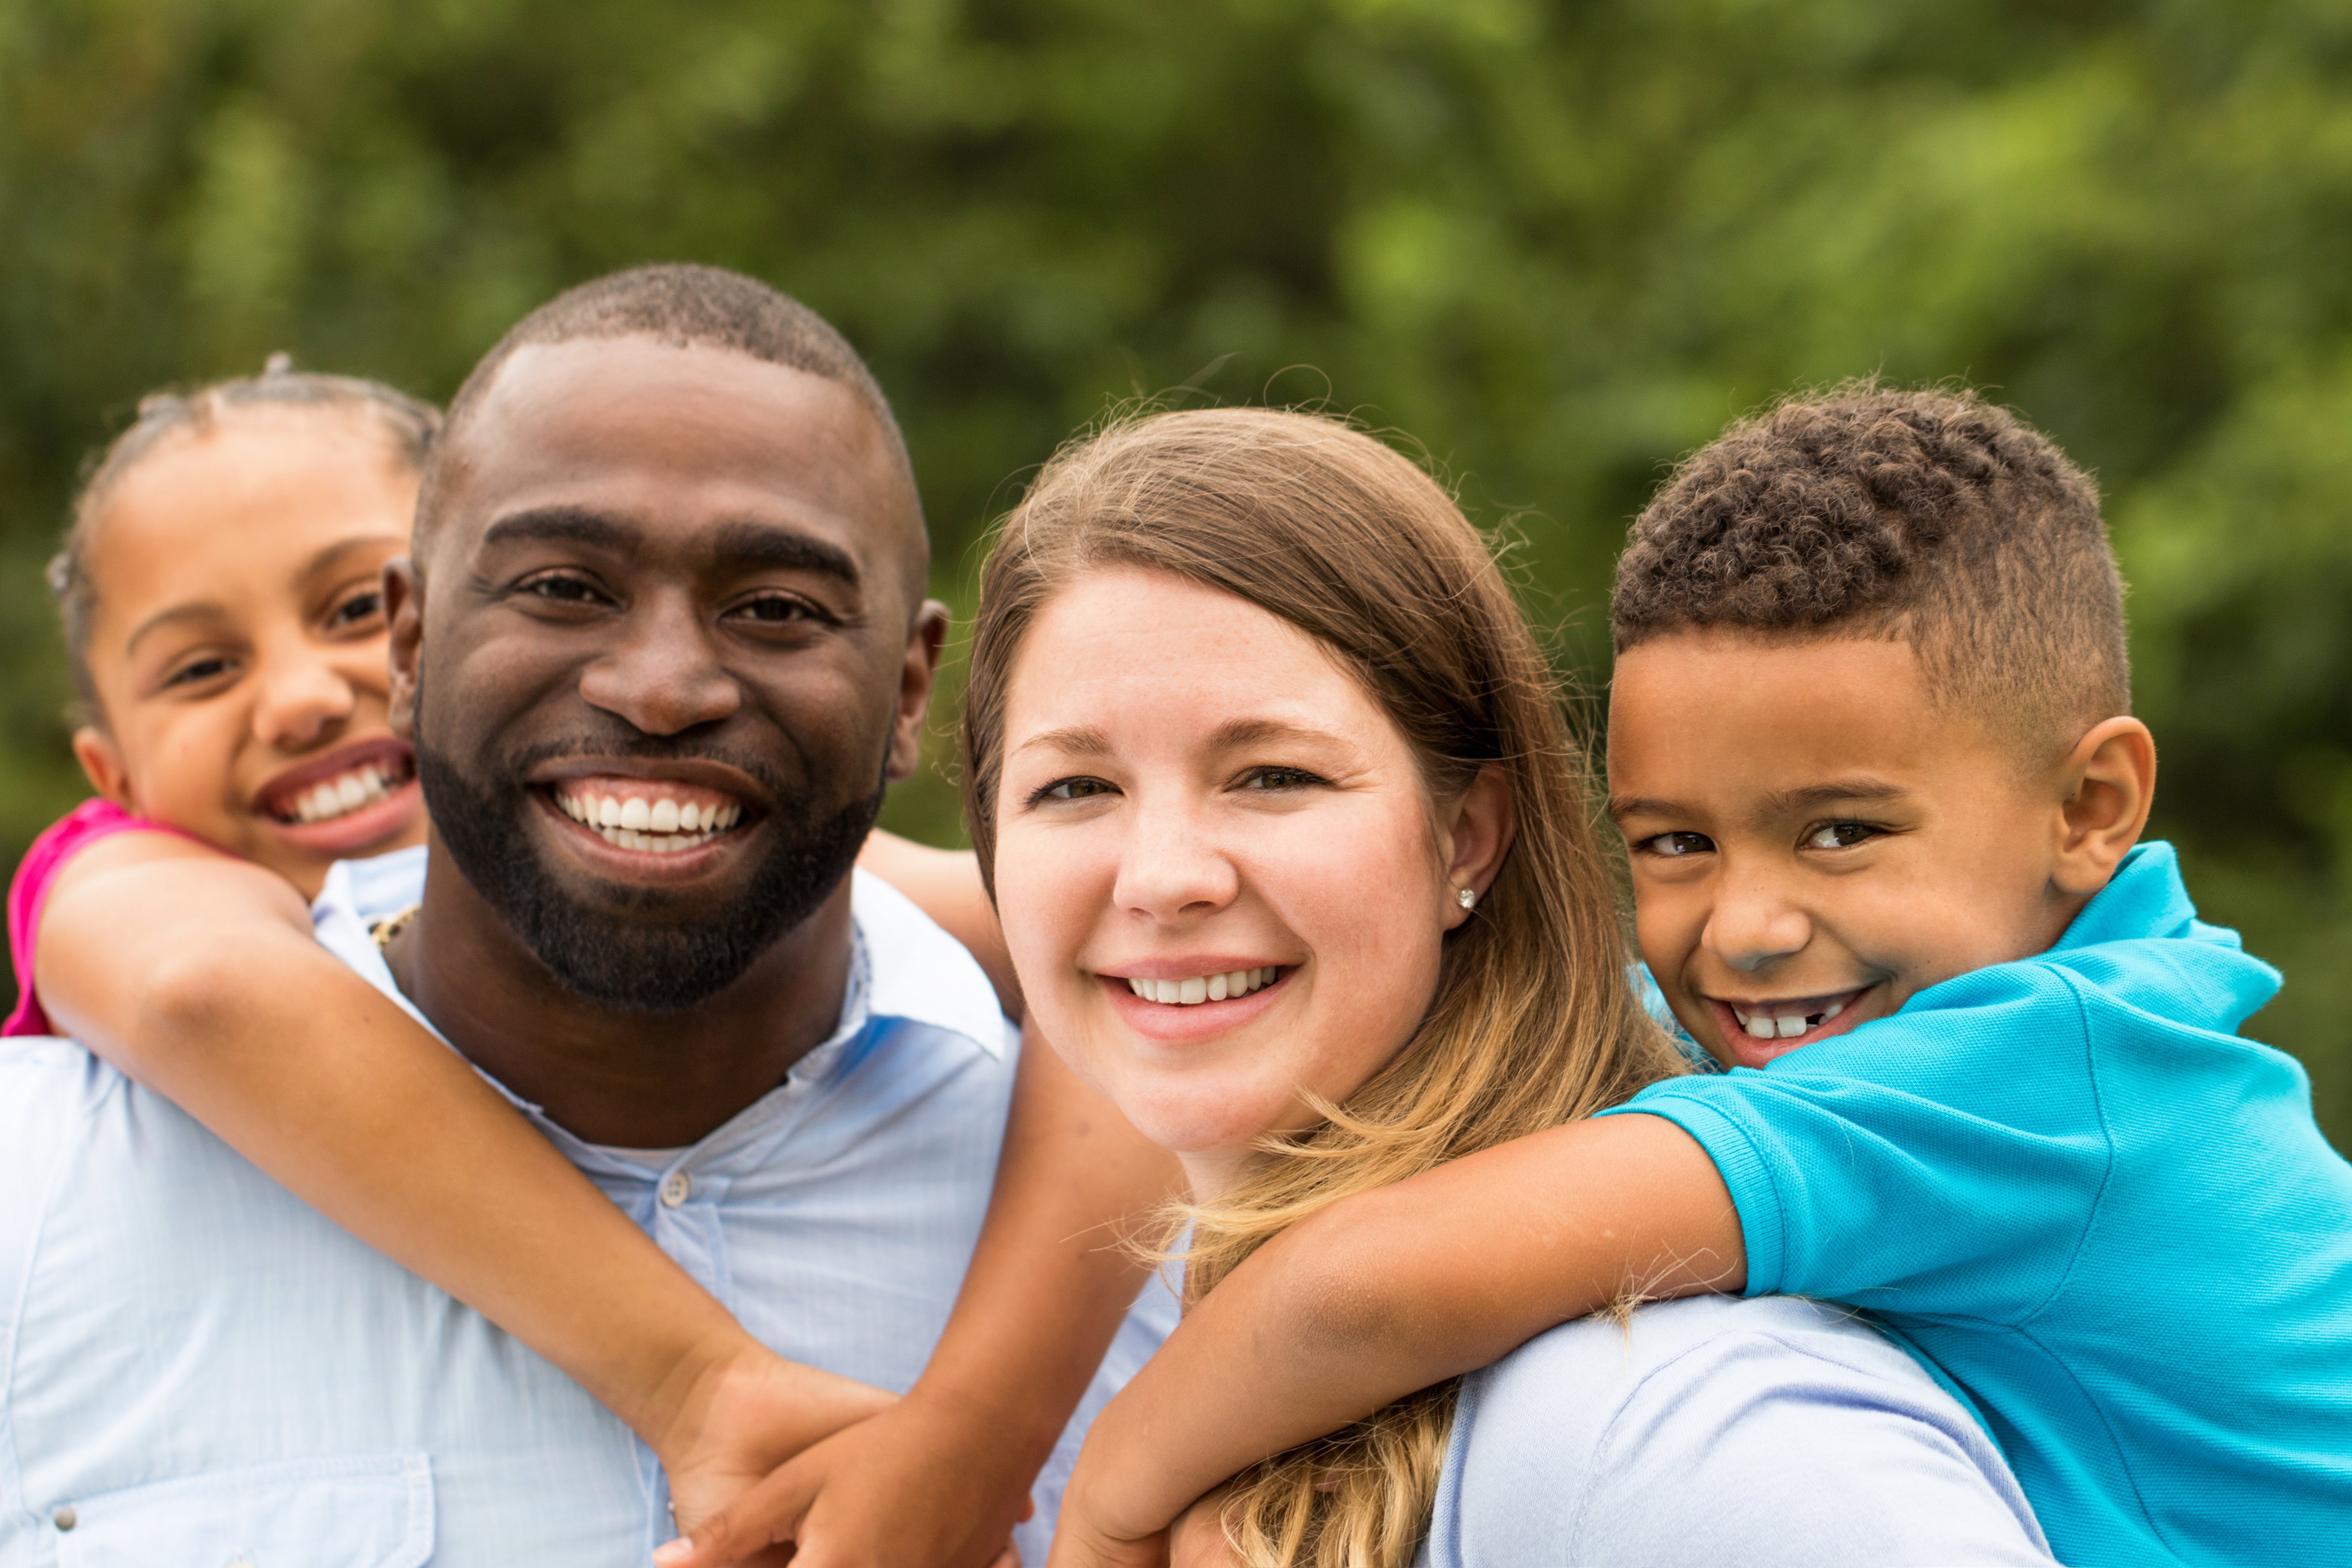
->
xmin=1608 ymin=630 xmax=2078 ymax=1070
xmin=390 ymin=337 xmax=943 ymax=1011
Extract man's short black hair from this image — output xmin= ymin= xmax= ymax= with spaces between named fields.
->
xmin=417 ymin=263 xmax=922 ymax=558
xmin=1613 ymin=382 xmax=2127 ymax=760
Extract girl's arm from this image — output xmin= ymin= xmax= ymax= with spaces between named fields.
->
xmin=857 ymin=829 xmax=1023 ymax=1016
xmin=1043 ymin=1113 xmax=1746 ymax=1568
xmin=662 ymin=999 xmax=1185 ymax=1568
xmin=34 ymin=833 xmax=886 ymax=1505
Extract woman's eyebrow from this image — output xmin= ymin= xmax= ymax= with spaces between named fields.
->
xmin=1012 ymin=724 xmax=1114 ymax=760
xmin=1208 ymin=717 xmax=1347 ymax=751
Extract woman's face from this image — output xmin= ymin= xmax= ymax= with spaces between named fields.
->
xmin=993 ymin=567 xmax=1482 ymax=1197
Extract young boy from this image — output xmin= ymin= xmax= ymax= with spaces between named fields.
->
xmin=1048 ymin=386 xmax=2352 ymax=1568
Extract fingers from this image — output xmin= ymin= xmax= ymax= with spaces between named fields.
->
xmin=655 ymin=1466 xmax=814 ymax=1568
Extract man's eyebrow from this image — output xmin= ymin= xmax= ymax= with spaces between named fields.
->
xmin=1011 ymin=725 xmax=1114 ymax=760
xmin=705 ymin=520 xmax=861 ymax=588
xmin=479 ymin=506 xmax=634 ymax=553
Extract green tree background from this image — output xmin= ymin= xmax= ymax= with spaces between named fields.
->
xmin=5 ymin=0 xmax=2349 ymax=1142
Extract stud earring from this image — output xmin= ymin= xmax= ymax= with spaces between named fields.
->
xmin=1456 ymin=886 xmax=1477 ymax=910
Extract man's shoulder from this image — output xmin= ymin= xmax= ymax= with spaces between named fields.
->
xmin=851 ymin=868 xmax=1012 ymax=1059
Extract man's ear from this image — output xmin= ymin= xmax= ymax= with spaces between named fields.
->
xmin=384 ymin=557 xmax=424 ymax=741
xmin=886 ymin=600 xmax=950 ymax=784
xmin=2052 ymin=716 xmax=2157 ymax=898
xmin=1438 ymin=764 xmax=1518 ymax=931
xmin=70 ymin=726 xmax=134 ymax=812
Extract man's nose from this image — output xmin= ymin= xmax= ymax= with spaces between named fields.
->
xmin=251 ymin=641 xmax=358 ymax=750
xmin=1701 ymin=867 xmax=1813 ymax=972
xmin=1111 ymin=793 xmax=1240 ymax=925
xmin=576 ymin=594 xmax=743 ymax=737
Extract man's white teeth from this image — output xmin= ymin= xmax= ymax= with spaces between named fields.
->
xmin=1733 ymin=997 xmax=1848 ymax=1041
xmin=1127 ymin=967 xmax=1280 ymax=1005
xmin=556 ymin=789 xmax=741 ymax=851
xmin=291 ymin=764 xmax=401 ymax=823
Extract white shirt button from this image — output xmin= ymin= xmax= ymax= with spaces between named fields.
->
xmin=659 ymin=1171 xmax=692 ymax=1208
xmin=52 ymin=1506 xmax=76 ymax=1530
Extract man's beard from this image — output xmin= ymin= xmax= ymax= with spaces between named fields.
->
xmin=415 ymin=735 xmax=884 ymax=1015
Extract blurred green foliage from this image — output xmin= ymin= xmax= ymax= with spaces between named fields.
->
xmin=4 ymin=0 xmax=2350 ymax=1141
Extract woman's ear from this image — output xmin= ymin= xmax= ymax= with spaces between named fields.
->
xmin=2052 ymin=716 xmax=2157 ymax=898
xmin=1439 ymin=764 xmax=1517 ymax=930
xmin=70 ymin=726 xmax=134 ymax=812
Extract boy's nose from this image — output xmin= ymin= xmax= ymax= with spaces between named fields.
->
xmin=1702 ymin=878 xmax=1813 ymax=972
xmin=576 ymin=597 xmax=743 ymax=737
xmin=1112 ymin=796 xmax=1240 ymax=925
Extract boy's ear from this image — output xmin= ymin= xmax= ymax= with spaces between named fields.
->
xmin=2052 ymin=716 xmax=2157 ymax=898
xmin=70 ymin=726 xmax=133 ymax=812
xmin=1439 ymin=764 xmax=1517 ymax=931
xmin=384 ymin=557 xmax=423 ymax=741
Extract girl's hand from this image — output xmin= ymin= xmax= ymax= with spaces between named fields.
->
xmin=1167 ymin=1495 xmax=1236 ymax=1568
xmin=655 ymin=1387 xmax=1038 ymax=1568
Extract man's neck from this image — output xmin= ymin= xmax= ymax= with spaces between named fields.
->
xmin=381 ymin=849 xmax=857 ymax=1147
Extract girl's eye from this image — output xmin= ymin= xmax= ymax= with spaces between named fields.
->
xmin=1034 ymin=777 xmax=1115 ymax=804
xmin=1805 ymin=822 xmax=1880 ymax=850
xmin=1239 ymin=766 xmax=1325 ymax=791
xmin=162 ymin=655 xmax=237 ymax=689
xmin=325 ymin=589 xmax=384 ymax=630
xmin=1639 ymin=831 xmax=1715 ymax=858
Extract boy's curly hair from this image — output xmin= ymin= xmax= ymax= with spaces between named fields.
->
xmin=1613 ymin=382 xmax=2128 ymax=757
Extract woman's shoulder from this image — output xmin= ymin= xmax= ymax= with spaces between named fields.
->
xmin=1422 ymin=1295 xmax=2049 ymax=1568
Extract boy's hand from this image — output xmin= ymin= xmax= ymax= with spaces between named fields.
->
xmin=650 ymin=1338 xmax=895 ymax=1563
xmin=655 ymin=1387 xmax=1039 ymax=1568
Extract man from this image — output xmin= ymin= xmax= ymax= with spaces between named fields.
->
xmin=0 ymin=266 xmax=1170 ymax=1564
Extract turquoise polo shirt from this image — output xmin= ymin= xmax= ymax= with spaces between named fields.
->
xmin=1604 ymin=842 xmax=2352 ymax=1567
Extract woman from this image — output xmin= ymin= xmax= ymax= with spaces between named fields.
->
xmin=962 ymin=408 xmax=2052 ymax=1567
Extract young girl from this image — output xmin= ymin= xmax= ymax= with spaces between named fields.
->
xmin=9 ymin=358 xmax=1171 ymax=1564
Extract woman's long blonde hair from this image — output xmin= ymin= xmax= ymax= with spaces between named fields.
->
xmin=962 ymin=408 xmax=1686 ymax=1567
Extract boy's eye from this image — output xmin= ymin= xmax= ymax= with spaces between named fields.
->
xmin=1031 ymin=776 xmax=1115 ymax=805
xmin=1804 ymin=822 xmax=1880 ymax=850
xmin=1638 ymin=831 xmax=1714 ymax=858
xmin=1238 ymin=766 xmax=1325 ymax=792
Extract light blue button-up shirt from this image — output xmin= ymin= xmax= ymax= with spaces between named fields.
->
xmin=0 ymin=847 xmax=1175 ymax=1566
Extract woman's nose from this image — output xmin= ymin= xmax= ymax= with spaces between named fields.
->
xmin=1701 ymin=871 xmax=1813 ymax=973
xmin=1112 ymin=795 xmax=1241 ymax=924
xmin=251 ymin=644 xmax=359 ymax=750
xmin=576 ymin=596 xmax=743 ymax=737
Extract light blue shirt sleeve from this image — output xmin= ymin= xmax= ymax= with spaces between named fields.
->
xmin=1421 ymin=1295 xmax=2050 ymax=1568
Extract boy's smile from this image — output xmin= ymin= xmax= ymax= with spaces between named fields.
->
xmin=1607 ymin=630 xmax=2110 ymax=1071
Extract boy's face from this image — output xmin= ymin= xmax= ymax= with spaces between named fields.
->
xmin=1608 ymin=630 xmax=2087 ymax=1071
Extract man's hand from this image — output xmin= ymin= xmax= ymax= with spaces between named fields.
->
xmin=651 ymin=1338 xmax=896 ymax=1565
xmin=655 ymin=1387 xmax=1039 ymax=1568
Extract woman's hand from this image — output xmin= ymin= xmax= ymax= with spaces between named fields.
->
xmin=655 ymin=1384 xmax=1037 ymax=1568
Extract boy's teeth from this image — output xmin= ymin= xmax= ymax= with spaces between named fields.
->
xmin=1743 ymin=1013 xmax=1778 ymax=1040
xmin=1126 ymin=967 xmax=1279 ymax=1005
xmin=1733 ymin=995 xmax=1855 ymax=1042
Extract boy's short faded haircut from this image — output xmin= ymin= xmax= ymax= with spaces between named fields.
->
xmin=1612 ymin=383 xmax=2128 ymax=758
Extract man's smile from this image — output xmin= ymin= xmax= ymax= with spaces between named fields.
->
xmin=523 ymin=757 xmax=773 ymax=881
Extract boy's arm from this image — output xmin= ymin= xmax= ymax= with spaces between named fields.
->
xmin=1045 ymin=1112 xmax=1743 ymax=1566
xmin=34 ymin=837 xmax=887 ymax=1499
xmin=662 ymin=1025 xmax=1184 ymax=1568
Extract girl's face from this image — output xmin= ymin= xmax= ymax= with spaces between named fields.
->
xmin=993 ymin=568 xmax=1498 ymax=1198
xmin=74 ymin=409 xmax=426 ymax=897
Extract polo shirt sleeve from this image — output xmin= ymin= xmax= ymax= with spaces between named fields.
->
xmin=1597 ymin=963 xmax=2111 ymax=1323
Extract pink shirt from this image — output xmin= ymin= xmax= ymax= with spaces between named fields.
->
xmin=4 ymin=799 xmax=194 ymax=1037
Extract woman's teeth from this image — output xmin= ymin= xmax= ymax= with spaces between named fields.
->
xmin=1732 ymin=998 xmax=1848 ymax=1041
xmin=554 ymin=789 xmax=742 ymax=853
xmin=288 ymin=764 xmax=404 ymax=824
xmin=1126 ymin=968 xmax=1280 ymax=1005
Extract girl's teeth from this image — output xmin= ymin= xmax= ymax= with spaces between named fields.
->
xmin=1127 ymin=967 xmax=1280 ymax=1005
xmin=288 ymin=764 xmax=402 ymax=824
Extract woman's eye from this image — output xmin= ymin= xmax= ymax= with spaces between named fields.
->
xmin=1239 ymin=766 xmax=1324 ymax=791
xmin=1805 ymin=822 xmax=1880 ymax=850
xmin=325 ymin=590 xmax=384 ymax=629
xmin=1036 ymin=777 xmax=1115 ymax=803
xmin=1640 ymin=831 xmax=1715 ymax=858
xmin=162 ymin=655 xmax=236 ymax=689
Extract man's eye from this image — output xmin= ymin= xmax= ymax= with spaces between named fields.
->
xmin=734 ymin=594 xmax=823 ymax=625
xmin=1640 ymin=831 xmax=1715 ymax=858
xmin=1034 ymin=777 xmax=1115 ymax=803
xmin=162 ymin=655 xmax=236 ymax=689
xmin=325 ymin=590 xmax=384 ymax=630
xmin=1239 ymin=766 xmax=1324 ymax=791
xmin=1805 ymin=822 xmax=1880 ymax=850
xmin=520 ymin=574 xmax=608 ymax=605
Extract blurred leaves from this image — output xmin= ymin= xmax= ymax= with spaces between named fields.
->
xmin=3 ymin=0 xmax=2350 ymax=1138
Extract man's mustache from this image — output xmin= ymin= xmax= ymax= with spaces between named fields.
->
xmin=493 ymin=732 xmax=807 ymax=802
